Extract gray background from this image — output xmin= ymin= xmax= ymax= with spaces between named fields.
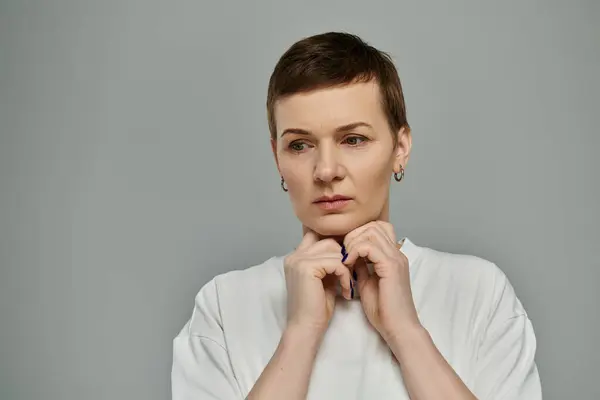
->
xmin=1 ymin=1 xmax=598 ymax=399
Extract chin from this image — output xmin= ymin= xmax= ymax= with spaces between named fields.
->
xmin=307 ymin=214 xmax=367 ymax=238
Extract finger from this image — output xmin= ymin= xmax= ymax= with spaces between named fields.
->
xmin=303 ymin=253 xmax=347 ymax=264
xmin=349 ymin=226 xmax=390 ymax=252
xmin=297 ymin=229 xmax=320 ymax=251
xmin=305 ymin=238 xmax=342 ymax=255
xmin=343 ymin=221 xmax=378 ymax=249
xmin=344 ymin=227 xmax=394 ymax=266
xmin=307 ymin=258 xmax=352 ymax=300
xmin=372 ymin=225 xmax=398 ymax=256
xmin=338 ymin=269 xmax=353 ymax=301
xmin=343 ymin=238 xmax=390 ymax=269
xmin=343 ymin=221 xmax=395 ymax=250
xmin=375 ymin=221 xmax=397 ymax=244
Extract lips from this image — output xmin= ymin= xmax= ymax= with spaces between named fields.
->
xmin=313 ymin=195 xmax=353 ymax=203
xmin=313 ymin=195 xmax=353 ymax=211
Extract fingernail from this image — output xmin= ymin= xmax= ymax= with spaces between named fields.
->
xmin=353 ymin=270 xmax=358 ymax=281
xmin=350 ymin=279 xmax=354 ymax=299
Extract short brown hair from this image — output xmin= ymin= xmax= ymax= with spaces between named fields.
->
xmin=266 ymin=32 xmax=410 ymax=143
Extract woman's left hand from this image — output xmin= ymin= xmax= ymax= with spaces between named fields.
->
xmin=342 ymin=221 xmax=421 ymax=342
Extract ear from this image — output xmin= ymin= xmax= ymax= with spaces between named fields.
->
xmin=393 ymin=126 xmax=412 ymax=173
xmin=271 ymin=137 xmax=281 ymax=175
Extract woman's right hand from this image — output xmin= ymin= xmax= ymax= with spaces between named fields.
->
xmin=247 ymin=231 xmax=352 ymax=400
xmin=283 ymin=230 xmax=353 ymax=336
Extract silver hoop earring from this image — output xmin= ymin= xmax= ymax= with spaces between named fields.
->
xmin=394 ymin=166 xmax=405 ymax=182
xmin=281 ymin=177 xmax=288 ymax=192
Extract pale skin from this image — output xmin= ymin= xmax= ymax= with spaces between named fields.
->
xmin=247 ymin=81 xmax=477 ymax=400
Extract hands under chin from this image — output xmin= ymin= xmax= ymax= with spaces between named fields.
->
xmin=340 ymin=221 xmax=422 ymax=342
xmin=288 ymin=220 xmax=422 ymax=343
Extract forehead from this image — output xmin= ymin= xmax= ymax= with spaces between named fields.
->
xmin=274 ymin=81 xmax=387 ymax=133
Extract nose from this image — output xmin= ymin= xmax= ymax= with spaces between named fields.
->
xmin=313 ymin=144 xmax=345 ymax=183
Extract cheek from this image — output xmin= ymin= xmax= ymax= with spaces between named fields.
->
xmin=352 ymin=161 xmax=391 ymax=201
xmin=280 ymin=164 xmax=304 ymax=186
xmin=282 ymin=168 xmax=313 ymax=218
xmin=279 ymin=162 xmax=311 ymax=202
xmin=354 ymin=154 xmax=391 ymax=181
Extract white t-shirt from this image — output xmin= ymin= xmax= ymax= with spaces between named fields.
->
xmin=171 ymin=238 xmax=542 ymax=399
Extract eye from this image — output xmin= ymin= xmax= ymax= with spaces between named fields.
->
xmin=288 ymin=141 xmax=310 ymax=152
xmin=343 ymin=135 xmax=368 ymax=146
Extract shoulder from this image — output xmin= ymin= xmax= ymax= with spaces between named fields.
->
xmin=183 ymin=256 xmax=286 ymax=337
xmin=196 ymin=255 xmax=284 ymax=300
xmin=213 ymin=255 xmax=285 ymax=292
xmin=410 ymin=239 xmax=505 ymax=285
xmin=409 ymin=239 xmax=527 ymax=319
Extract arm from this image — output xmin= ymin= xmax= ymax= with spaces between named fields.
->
xmin=247 ymin=326 xmax=323 ymax=400
xmin=386 ymin=274 xmax=542 ymax=400
xmin=171 ymin=279 xmax=244 ymax=400
xmin=173 ymin=232 xmax=351 ymax=400
xmin=171 ymin=283 xmax=325 ymax=400
xmin=172 ymin=334 xmax=243 ymax=400
xmin=247 ymin=232 xmax=352 ymax=399
xmin=386 ymin=324 xmax=477 ymax=400
xmin=472 ymin=277 xmax=542 ymax=400
xmin=341 ymin=222 xmax=477 ymax=400
xmin=385 ymin=284 xmax=541 ymax=400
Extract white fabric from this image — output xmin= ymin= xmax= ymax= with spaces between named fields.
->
xmin=171 ymin=238 xmax=542 ymax=399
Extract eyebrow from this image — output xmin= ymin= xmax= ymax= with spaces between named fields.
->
xmin=280 ymin=121 xmax=374 ymax=137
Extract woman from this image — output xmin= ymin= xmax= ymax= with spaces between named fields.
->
xmin=171 ymin=32 xmax=542 ymax=400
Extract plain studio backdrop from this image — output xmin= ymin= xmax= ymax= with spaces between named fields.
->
xmin=0 ymin=1 xmax=598 ymax=399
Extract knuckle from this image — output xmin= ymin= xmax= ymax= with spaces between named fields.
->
xmin=358 ymin=244 xmax=369 ymax=255
xmin=322 ymin=238 xmax=341 ymax=250
xmin=381 ymin=222 xmax=395 ymax=236
xmin=355 ymin=237 xmax=369 ymax=248
xmin=322 ymin=238 xmax=338 ymax=245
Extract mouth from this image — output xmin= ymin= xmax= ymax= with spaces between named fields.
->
xmin=313 ymin=195 xmax=353 ymax=211
xmin=313 ymin=194 xmax=352 ymax=203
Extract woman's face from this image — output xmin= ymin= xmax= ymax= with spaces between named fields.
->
xmin=271 ymin=81 xmax=411 ymax=238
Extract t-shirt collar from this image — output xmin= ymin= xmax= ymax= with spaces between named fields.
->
xmin=398 ymin=237 xmax=423 ymax=267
